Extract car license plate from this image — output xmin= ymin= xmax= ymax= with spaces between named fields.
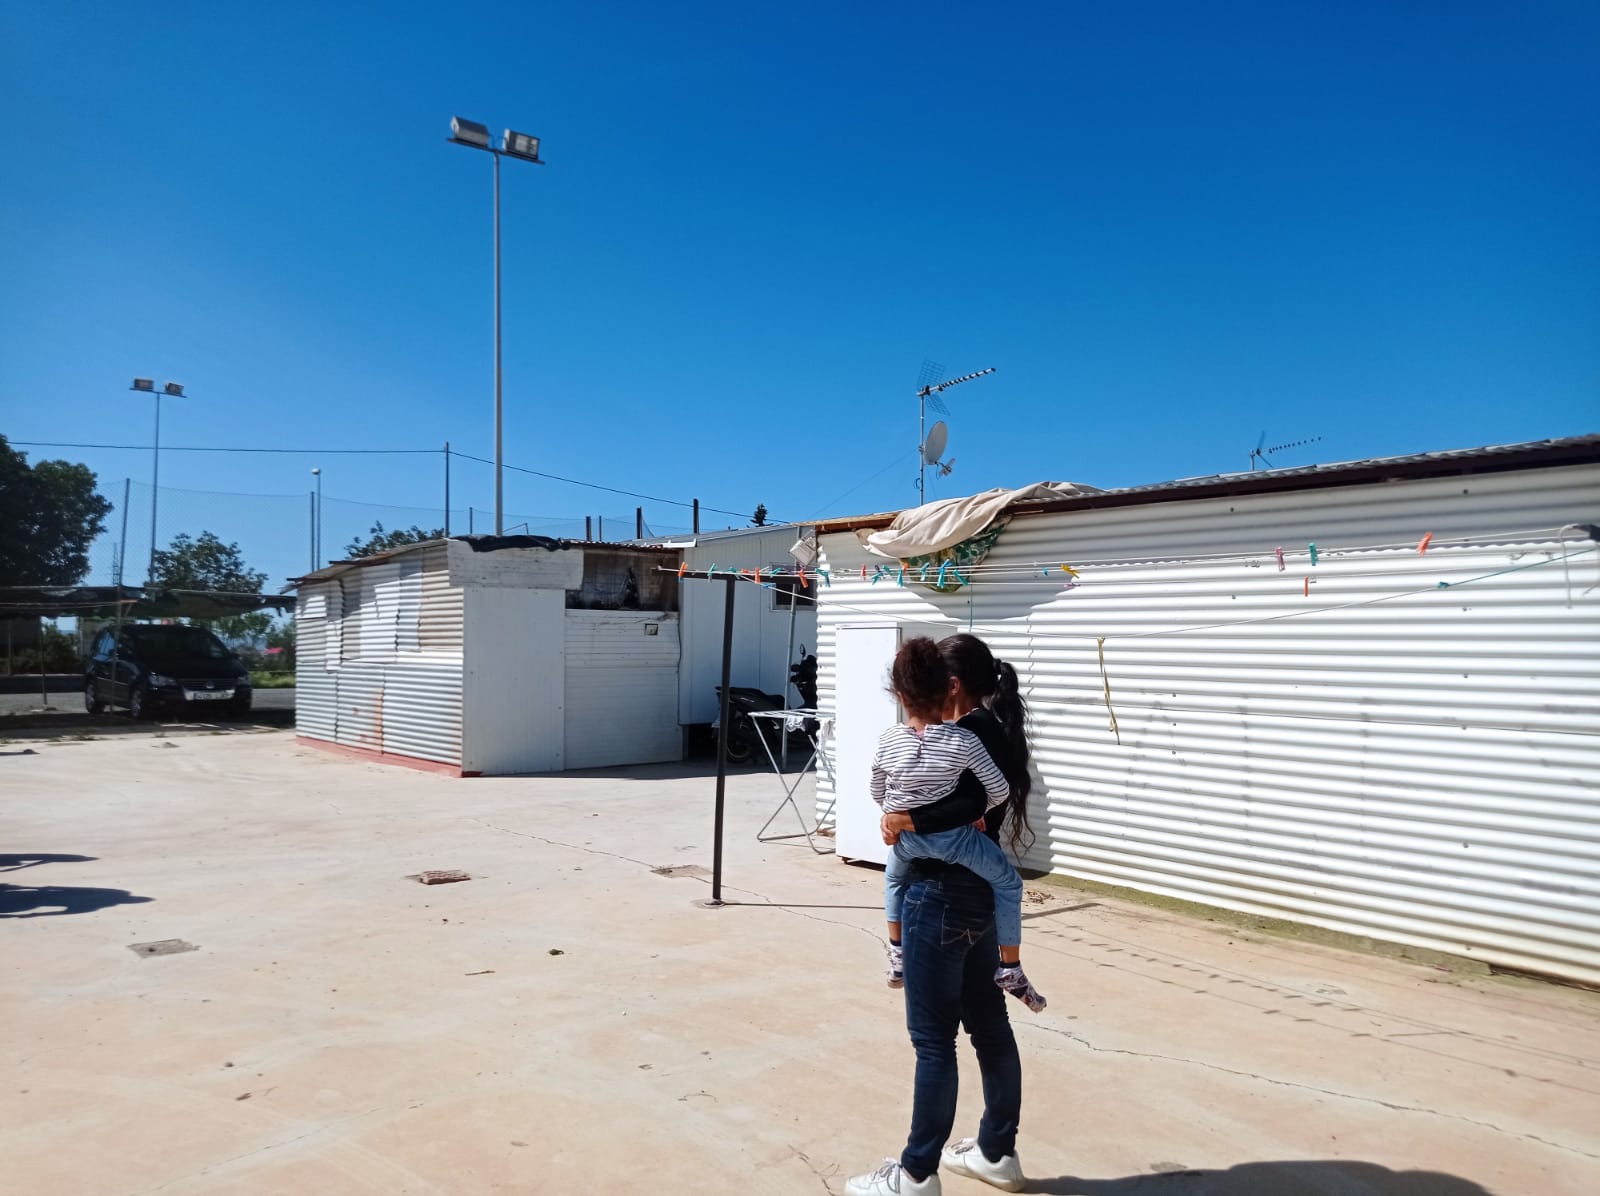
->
xmin=186 ymin=689 xmax=234 ymax=701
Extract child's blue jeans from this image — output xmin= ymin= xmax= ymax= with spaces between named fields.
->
xmin=885 ymin=826 xmax=1024 ymax=947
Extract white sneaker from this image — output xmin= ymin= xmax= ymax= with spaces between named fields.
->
xmin=941 ymin=1138 xmax=1024 ymax=1191
xmin=844 ymin=1159 xmax=941 ymax=1195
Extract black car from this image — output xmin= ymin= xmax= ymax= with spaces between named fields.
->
xmin=85 ymin=624 xmax=253 ymax=719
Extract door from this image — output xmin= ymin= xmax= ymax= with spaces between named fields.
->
xmin=462 ymin=587 xmax=565 ymax=774
xmin=833 ymin=624 xmax=903 ymax=864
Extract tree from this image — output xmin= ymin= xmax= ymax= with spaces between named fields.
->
xmin=0 ymin=435 xmax=113 ymax=585
xmin=149 ymin=531 xmax=272 ymax=645
xmin=751 ymin=503 xmax=768 ymax=527
xmin=345 ymin=521 xmax=444 ymax=559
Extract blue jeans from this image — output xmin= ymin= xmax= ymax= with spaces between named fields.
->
xmin=886 ymin=827 xmax=1024 ymax=947
xmin=899 ymin=866 xmax=1023 ymax=1181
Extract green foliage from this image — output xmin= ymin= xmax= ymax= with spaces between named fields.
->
xmin=345 ymin=521 xmax=444 ymax=559
xmin=0 ymin=435 xmax=113 ymax=585
xmin=249 ymin=670 xmax=297 ymax=688
xmin=149 ymin=531 xmax=273 ymax=646
xmin=265 ymin=619 xmax=296 ymax=670
xmin=4 ymin=623 xmax=79 ymax=673
xmin=751 ymin=503 xmax=768 ymax=527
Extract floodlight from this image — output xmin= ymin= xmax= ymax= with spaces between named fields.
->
xmin=450 ymin=116 xmax=491 ymax=148
xmin=503 ymin=129 xmax=542 ymax=161
xmin=163 ymin=381 xmax=185 ymax=397
xmin=131 ymin=378 xmax=155 ymax=392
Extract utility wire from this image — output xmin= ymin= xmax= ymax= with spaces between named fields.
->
xmin=13 ymin=439 xmax=768 ymax=524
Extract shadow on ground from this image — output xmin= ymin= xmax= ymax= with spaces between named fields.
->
xmin=0 ymin=853 xmax=98 ymax=873
xmin=0 ymin=708 xmax=293 ymax=739
xmin=1026 ymin=1161 xmax=1492 ymax=1194
xmin=0 ymin=883 xmax=153 ymax=918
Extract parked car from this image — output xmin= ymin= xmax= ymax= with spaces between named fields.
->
xmin=84 ymin=624 xmax=253 ymax=719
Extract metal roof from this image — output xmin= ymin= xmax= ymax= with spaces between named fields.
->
xmin=289 ymin=534 xmax=679 ymax=587
xmin=813 ymin=434 xmax=1600 ymax=534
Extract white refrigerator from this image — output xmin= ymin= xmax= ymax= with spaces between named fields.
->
xmin=832 ymin=620 xmax=947 ymax=864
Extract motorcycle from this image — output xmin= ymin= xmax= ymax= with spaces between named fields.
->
xmin=716 ymin=647 xmax=818 ymax=765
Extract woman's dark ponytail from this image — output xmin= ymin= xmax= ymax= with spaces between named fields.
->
xmin=938 ymin=634 xmax=1035 ymax=856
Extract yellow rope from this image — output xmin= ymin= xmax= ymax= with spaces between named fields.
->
xmin=1096 ymin=636 xmax=1121 ymax=745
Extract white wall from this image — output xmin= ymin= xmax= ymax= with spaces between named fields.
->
xmin=565 ymin=610 xmax=683 ymax=769
xmin=679 ymin=527 xmax=817 ymax=723
xmin=816 ymin=463 xmax=1600 ymax=985
xmin=462 ymin=586 xmax=565 ymax=774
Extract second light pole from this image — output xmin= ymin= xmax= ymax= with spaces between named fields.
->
xmin=449 ymin=115 xmax=545 ymax=535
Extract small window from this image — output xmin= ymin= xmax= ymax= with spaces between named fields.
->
xmin=772 ymin=575 xmax=815 ymax=610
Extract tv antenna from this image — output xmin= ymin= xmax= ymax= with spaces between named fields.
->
xmin=916 ymin=363 xmax=994 ymax=503
xmin=1249 ymin=431 xmax=1322 ymax=471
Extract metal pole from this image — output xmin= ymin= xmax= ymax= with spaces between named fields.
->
xmin=782 ymin=591 xmax=798 ymax=771
xmin=598 ymin=516 xmax=603 ymax=542
xmin=918 ymin=389 xmax=926 ymax=506
xmin=315 ymin=471 xmax=323 ymax=564
xmin=585 ymin=515 xmax=592 ymax=541
xmin=39 ymin=617 xmax=48 ymax=707
xmin=711 ymin=575 xmax=736 ymax=905
xmin=636 ymin=507 xmax=643 ymax=539
xmin=469 ymin=507 xmax=475 ymax=535
xmin=443 ymin=442 xmax=451 ymax=536
xmin=493 ymin=152 xmax=504 ymax=535
xmin=309 ymin=492 xmax=316 ymax=571
xmin=116 ymin=478 xmax=131 ymax=586
xmin=693 ymin=499 xmax=700 ymax=534
xmin=148 ymin=392 xmax=161 ymax=580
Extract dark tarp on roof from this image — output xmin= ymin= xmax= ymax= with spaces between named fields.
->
xmin=0 ymin=587 xmax=295 ymax=621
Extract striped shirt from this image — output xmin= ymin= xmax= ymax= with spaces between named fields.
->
xmin=870 ymin=723 xmax=1010 ymax=814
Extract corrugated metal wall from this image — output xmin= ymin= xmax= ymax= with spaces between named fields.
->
xmin=295 ymin=543 xmax=464 ymax=766
xmin=295 ymin=585 xmax=337 ymax=741
xmin=816 ymin=463 xmax=1600 ymax=985
xmin=565 ymin=610 xmax=684 ymax=770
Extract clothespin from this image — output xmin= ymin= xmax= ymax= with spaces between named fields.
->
xmin=870 ymin=566 xmax=883 ymax=585
xmin=1274 ymin=547 xmax=1286 ymax=572
xmin=707 ymin=563 xmax=718 ymax=577
xmin=919 ymin=563 xmax=930 ymax=580
xmin=798 ymin=567 xmax=808 ymax=587
xmin=1061 ymin=564 xmax=1079 ymax=578
xmin=1308 ymin=543 xmax=1318 ymax=567
xmin=1418 ymin=532 xmax=1434 ymax=555
xmin=897 ymin=567 xmax=906 ymax=586
xmin=860 ymin=564 xmax=868 ymax=580
xmin=936 ymin=562 xmax=950 ymax=587
xmin=677 ymin=561 xmax=688 ymax=578
xmin=754 ymin=567 xmax=762 ymax=585
xmin=818 ymin=568 xmax=831 ymax=587
xmin=1040 ymin=565 xmax=1049 ymax=578
xmin=951 ymin=567 xmax=966 ymax=586
xmin=1303 ymin=577 xmax=1309 ymax=597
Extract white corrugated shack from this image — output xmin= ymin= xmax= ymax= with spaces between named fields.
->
xmin=660 ymin=524 xmax=819 ymax=726
xmin=294 ymin=536 xmax=684 ymax=775
xmin=814 ymin=436 xmax=1600 ymax=986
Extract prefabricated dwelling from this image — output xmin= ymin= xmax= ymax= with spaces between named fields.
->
xmin=814 ymin=436 xmax=1600 ymax=985
xmin=661 ymin=524 xmax=819 ymax=726
xmin=294 ymin=536 xmax=683 ymax=775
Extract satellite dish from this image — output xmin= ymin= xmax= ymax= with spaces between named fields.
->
xmin=922 ymin=420 xmax=949 ymax=465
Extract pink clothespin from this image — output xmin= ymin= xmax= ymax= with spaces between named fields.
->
xmin=1274 ymin=547 xmax=1286 ymax=572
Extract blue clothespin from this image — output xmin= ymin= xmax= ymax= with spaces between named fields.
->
xmin=919 ymin=563 xmax=930 ymax=580
xmin=707 ymin=563 xmax=718 ymax=577
xmin=818 ymin=568 xmax=831 ymax=587
xmin=1308 ymin=542 xmax=1319 ymax=567
xmin=897 ymin=567 xmax=905 ymax=586
xmin=936 ymin=562 xmax=950 ymax=587
xmin=870 ymin=566 xmax=884 ymax=585
xmin=951 ymin=567 xmax=966 ymax=585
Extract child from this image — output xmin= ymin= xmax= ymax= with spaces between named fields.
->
xmin=872 ymin=637 xmax=1047 ymax=1012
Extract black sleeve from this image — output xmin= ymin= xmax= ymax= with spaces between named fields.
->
xmin=907 ymin=711 xmax=1011 ymax=840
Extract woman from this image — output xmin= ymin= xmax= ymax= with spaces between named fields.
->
xmin=845 ymin=633 xmax=1034 ymax=1195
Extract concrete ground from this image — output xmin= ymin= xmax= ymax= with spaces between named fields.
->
xmin=2 ymin=733 xmax=1596 ymax=1196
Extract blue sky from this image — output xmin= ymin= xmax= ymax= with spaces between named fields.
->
xmin=4 ymin=2 xmax=1596 ymax=587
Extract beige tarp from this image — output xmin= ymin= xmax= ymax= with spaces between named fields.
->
xmin=858 ymin=482 xmax=1102 ymax=559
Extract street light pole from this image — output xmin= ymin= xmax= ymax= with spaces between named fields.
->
xmin=132 ymin=378 xmax=185 ymax=581
xmin=311 ymin=467 xmax=323 ymax=565
xmin=449 ymin=116 xmax=544 ymax=537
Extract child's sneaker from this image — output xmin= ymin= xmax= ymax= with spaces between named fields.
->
xmin=886 ymin=942 xmax=904 ymax=989
xmin=994 ymin=963 xmax=1046 ymax=1012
